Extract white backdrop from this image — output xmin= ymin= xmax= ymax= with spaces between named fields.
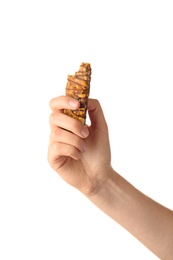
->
xmin=0 ymin=1 xmax=173 ymax=259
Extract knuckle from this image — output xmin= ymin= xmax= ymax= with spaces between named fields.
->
xmin=48 ymin=142 xmax=59 ymax=156
xmin=49 ymin=112 xmax=54 ymax=124
xmin=47 ymin=144 xmax=54 ymax=163
xmin=49 ymin=111 xmax=59 ymax=125
xmin=51 ymin=128 xmax=61 ymax=139
xmin=49 ymin=97 xmax=55 ymax=109
xmin=52 ymin=142 xmax=59 ymax=151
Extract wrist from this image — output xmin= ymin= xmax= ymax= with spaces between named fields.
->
xmin=84 ymin=167 xmax=118 ymax=203
xmin=83 ymin=169 xmax=132 ymax=224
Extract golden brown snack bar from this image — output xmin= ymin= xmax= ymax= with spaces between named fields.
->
xmin=64 ymin=62 xmax=91 ymax=124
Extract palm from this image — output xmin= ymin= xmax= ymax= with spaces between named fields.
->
xmin=56 ymin=126 xmax=111 ymax=193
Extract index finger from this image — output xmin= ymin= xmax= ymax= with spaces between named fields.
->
xmin=49 ymin=95 xmax=80 ymax=111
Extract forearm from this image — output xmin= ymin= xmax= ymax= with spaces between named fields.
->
xmin=86 ymin=169 xmax=173 ymax=260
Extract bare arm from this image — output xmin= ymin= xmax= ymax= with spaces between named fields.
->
xmin=87 ymin=169 xmax=173 ymax=260
xmin=48 ymin=96 xmax=173 ymax=260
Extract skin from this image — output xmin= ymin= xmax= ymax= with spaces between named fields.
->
xmin=48 ymin=96 xmax=173 ymax=260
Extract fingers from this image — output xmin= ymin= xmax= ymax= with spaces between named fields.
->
xmin=49 ymin=112 xmax=89 ymax=138
xmin=48 ymin=142 xmax=82 ymax=166
xmin=49 ymin=95 xmax=80 ymax=111
xmin=48 ymin=96 xmax=108 ymax=171
xmin=49 ymin=95 xmax=89 ymax=138
xmin=48 ymin=95 xmax=89 ymax=169
xmin=49 ymin=96 xmax=108 ymax=137
xmin=48 ymin=123 xmax=86 ymax=170
xmin=49 ymin=127 xmax=86 ymax=153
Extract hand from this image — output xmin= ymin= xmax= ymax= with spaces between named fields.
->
xmin=48 ymin=96 xmax=112 ymax=195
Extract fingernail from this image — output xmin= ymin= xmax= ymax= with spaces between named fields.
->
xmin=68 ymin=99 xmax=79 ymax=108
xmin=81 ymin=126 xmax=89 ymax=138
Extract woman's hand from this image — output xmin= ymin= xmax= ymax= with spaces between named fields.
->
xmin=48 ymin=96 xmax=112 ymax=195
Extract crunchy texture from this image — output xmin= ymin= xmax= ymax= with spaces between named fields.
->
xmin=64 ymin=62 xmax=91 ymax=124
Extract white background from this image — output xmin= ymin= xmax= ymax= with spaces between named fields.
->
xmin=0 ymin=0 xmax=173 ymax=259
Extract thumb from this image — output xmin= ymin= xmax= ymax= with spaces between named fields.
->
xmin=87 ymin=99 xmax=108 ymax=130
